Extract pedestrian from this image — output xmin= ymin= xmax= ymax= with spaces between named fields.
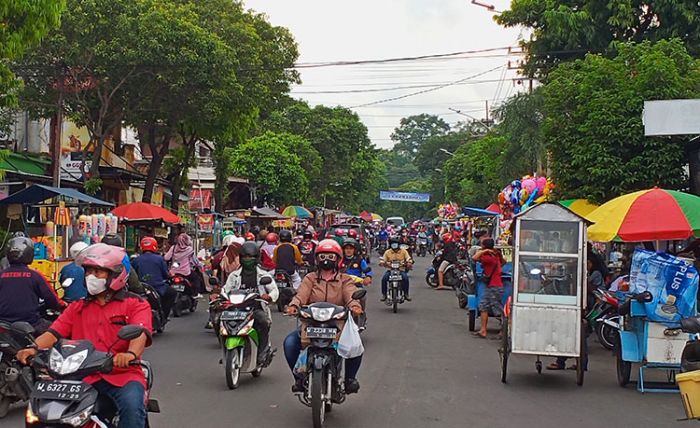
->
xmin=472 ymin=238 xmax=504 ymax=339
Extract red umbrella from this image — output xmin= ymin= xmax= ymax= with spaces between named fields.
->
xmin=111 ymin=202 xmax=180 ymax=224
xmin=485 ymin=203 xmax=501 ymax=214
xmin=359 ymin=210 xmax=373 ymax=222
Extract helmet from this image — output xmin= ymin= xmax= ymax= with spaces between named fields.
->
xmin=244 ymin=232 xmax=255 ymax=241
xmin=69 ymin=241 xmax=89 ymax=259
xmin=6 ymin=237 xmax=35 ymax=265
xmin=75 ymin=243 xmax=128 ymax=291
xmin=279 ymin=229 xmax=292 ymax=243
xmin=315 ymin=239 xmax=342 ymax=258
xmin=222 ymin=230 xmax=234 ymax=238
xmin=389 ymin=235 xmax=401 ymax=245
xmin=442 ymin=233 xmax=453 ymax=243
xmin=342 ymin=238 xmax=359 ymax=250
xmin=303 ymin=231 xmax=312 ymax=240
xmin=222 ymin=235 xmax=236 ymax=247
xmin=347 ymin=229 xmax=358 ymax=239
xmin=240 ymin=241 xmax=260 ymax=259
xmin=334 ymin=228 xmax=345 ymax=237
xmin=140 ymin=237 xmax=158 ymax=253
xmin=265 ymin=232 xmax=279 ymax=244
xmin=101 ymin=234 xmax=123 ymax=248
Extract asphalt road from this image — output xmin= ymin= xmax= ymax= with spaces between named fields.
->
xmin=6 ymin=254 xmax=684 ymax=427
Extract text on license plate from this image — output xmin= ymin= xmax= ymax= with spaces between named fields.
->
xmin=306 ymin=327 xmax=337 ymax=339
xmin=221 ymin=311 xmax=248 ymax=320
xmin=172 ymin=284 xmax=185 ymax=292
xmin=34 ymin=381 xmax=87 ymax=400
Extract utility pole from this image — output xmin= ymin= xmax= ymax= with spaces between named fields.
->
xmin=52 ymin=88 xmax=64 ymax=188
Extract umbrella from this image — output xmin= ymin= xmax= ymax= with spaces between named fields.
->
xmin=485 ymin=203 xmax=501 ymax=214
xmin=587 ymin=188 xmax=700 ymax=242
xmin=281 ymin=205 xmax=313 ymax=219
xmin=111 ymin=202 xmax=180 ymax=224
xmin=372 ymin=213 xmax=383 ymax=221
xmin=559 ymin=199 xmax=599 ymax=218
xmin=359 ymin=210 xmax=373 ymax=222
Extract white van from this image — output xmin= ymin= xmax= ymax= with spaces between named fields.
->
xmin=386 ymin=216 xmax=405 ymax=228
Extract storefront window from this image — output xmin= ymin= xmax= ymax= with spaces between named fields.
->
xmin=519 ymin=220 xmax=579 ymax=254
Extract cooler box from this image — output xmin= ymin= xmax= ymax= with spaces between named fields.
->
xmin=677 ymin=370 xmax=700 ymax=419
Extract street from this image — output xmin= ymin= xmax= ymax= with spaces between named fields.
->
xmin=6 ymin=255 xmax=683 ymax=427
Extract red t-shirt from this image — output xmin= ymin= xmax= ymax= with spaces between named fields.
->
xmin=481 ymin=252 xmax=503 ymax=288
xmin=49 ymin=292 xmax=153 ymax=388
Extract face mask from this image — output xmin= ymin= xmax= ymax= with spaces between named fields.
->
xmin=391 ymin=243 xmax=399 ymax=250
xmin=319 ymin=259 xmax=336 ymax=271
xmin=241 ymin=258 xmax=257 ymax=271
xmin=86 ymin=274 xmax=107 ymax=296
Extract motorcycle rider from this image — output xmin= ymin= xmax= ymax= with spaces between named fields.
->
xmin=298 ymin=230 xmax=317 ymax=271
xmin=284 ymin=239 xmax=364 ymax=394
xmin=222 ymin=242 xmax=278 ymax=364
xmin=0 ymin=236 xmax=63 ymax=333
xmin=341 ymin=238 xmax=372 ymax=331
xmin=437 ymin=233 xmax=459 ymax=290
xmin=132 ymin=237 xmax=178 ymax=319
xmin=333 ymin=228 xmax=346 ymax=246
xmin=59 ymin=241 xmax=89 ymax=302
xmin=17 ymin=243 xmax=153 ymax=428
xmin=273 ymin=230 xmax=304 ymax=289
xmin=380 ymin=236 xmax=413 ymax=301
xmin=260 ymin=232 xmax=278 ymax=270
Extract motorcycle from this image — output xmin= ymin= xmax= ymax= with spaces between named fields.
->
xmin=24 ymin=324 xmax=160 ymax=427
xmin=451 ymin=261 xmax=476 ymax=309
xmin=217 ymin=281 xmax=275 ymax=390
xmin=586 ymin=288 xmax=619 ymax=351
xmin=170 ymin=270 xmax=198 ymax=317
xmin=275 ymin=269 xmax=296 ymax=313
xmin=141 ymin=282 xmax=168 ymax=334
xmin=425 ymin=251 xmax=442 ymax=288
xmin=417 ymin=237 xmax=427 ymax=257
xmin=384 ymin=260 xmax=407 ymax=314
xmin=294 ymin=289 xmax=366 ymax=428
xmin=377 ymin=241 xmax=387 ymax=255
xmin=0 ymin=321 xmax=36 ymax=418
xmin=298 ymin=264 xmax=310 ymax=281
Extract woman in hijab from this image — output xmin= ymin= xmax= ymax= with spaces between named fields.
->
xmin=165 ymin=232 xmax=203 ymax=296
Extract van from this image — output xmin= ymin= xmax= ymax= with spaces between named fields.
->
xmin=386 ymin=217 xmax=405 ymax=228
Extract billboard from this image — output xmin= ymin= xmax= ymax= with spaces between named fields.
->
xmin=379 ymin=191 xmax=430 ymax=203
xmin=643 ymin=99 xmax=700 ymax=136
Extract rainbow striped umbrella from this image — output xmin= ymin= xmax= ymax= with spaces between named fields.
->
xmin=281 ymin=205 xmax=313 ymax=219
xmin=587 ymin=188 xmax=700 ymax=242
xmin=559 ymin=199 xmax=599 ymax=218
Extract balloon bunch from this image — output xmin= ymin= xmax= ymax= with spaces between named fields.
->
xmin=498 ymin=175 xmax=554 ymax=220
xmin=437 ymin=202 xmax=460 ymax=220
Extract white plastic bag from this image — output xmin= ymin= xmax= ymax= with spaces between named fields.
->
xmin=337 ymin=316 xmax=364 ymax=359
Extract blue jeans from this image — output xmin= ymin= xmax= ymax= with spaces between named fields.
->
xmin=381 ymin=271 xmax=409 ymax=295
xmin=283 ymin=331 xmax=362 ymax=380
xmin=92 ymin=380 xmax=146 ymax=428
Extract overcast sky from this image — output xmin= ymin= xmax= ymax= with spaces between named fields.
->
xmin=244 ymin=0 xmax=525 ymax=149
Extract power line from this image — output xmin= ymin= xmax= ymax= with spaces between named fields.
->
xmin=290 ymin=78 xmax=514 ymax=94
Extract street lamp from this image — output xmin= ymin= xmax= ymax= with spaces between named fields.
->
xmin=439 ymin=148 xmax=455 ymax=157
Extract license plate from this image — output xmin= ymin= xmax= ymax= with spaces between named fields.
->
xmin=33 ymin=381 xmax=87 ymax=401
xmin=221 ymin=310 xmax=248 ymax=321
xmin=390 ymin=275 xmax=402 ymax=281
xmin=172 ymin=284 xmax=185 ymax=292
xmin=306 ymin=326 xmax=337 ymax=339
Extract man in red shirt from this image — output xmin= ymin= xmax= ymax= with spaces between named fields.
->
xmin=472 ymin=238 xmax=505 ymax=338
xmin=19 ymin=243 xmax=152 ymax=428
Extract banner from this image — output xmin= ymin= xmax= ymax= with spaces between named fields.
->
xmin=379 ymin=191 xmax=430 ymax=203
xmin=189 ymin=189 xmax=212 ymax=210
xmin=197 ymin=214 xmax=214 ymax=232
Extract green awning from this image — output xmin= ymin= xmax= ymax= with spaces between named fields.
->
xmin=0 ymin=152 xmax=51 ymax=176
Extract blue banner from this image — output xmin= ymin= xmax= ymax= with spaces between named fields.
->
xmin=379 ymin=191 xmax=430 ymax=203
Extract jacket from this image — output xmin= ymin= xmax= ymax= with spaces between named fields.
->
xmin=132 ymin=252 xmax=170 ymax=296
xmin=223 ymin=266 xmax=279 ymax=303
xmin=0 ymin=265 xmax=62 ymax=325
xmin=290 ymin=271 xmax=362 ymax=312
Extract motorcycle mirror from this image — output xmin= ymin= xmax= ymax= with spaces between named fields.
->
xmin=62 ymin=278 xmax=74 ymax=288
xmin=529 ymin=268 xmax=542 ymax=276
xmin=10 ymin=321 xmax=35 ymax=336
xmin=351 ymin=289 xmax=367 ymax=300
xmin=208 ymin=277 xmax=220 ymax=286
xmin=260 ymin=277 xmax=273 ymax=286
xmin=117 ymin=325 xmax=146 ymax=341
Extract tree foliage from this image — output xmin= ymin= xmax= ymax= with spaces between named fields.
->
xmin=544 ymin=39 xmax=700 ymax=203
xmin=390 ymin=114 xmax=450 ymax=160
xmin=497 ymin=0 xmax=700 ymax=77
xmin=493 ymin=89 xmax=546 ymax=174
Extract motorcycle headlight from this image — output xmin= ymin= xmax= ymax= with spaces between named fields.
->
xmin=310 ymin=307 xmax=334 ymax=322
xmin=50 ymin=349 xmax=88 ymax=375
xmin=61 ymin=405 xmax=94 ymax=427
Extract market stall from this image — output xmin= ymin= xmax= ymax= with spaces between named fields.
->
xmin=111 ymin=201 xmax=181 ymax=252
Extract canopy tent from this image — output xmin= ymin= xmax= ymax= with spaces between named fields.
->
xmin=462 ymin=207 xmax=500 ymax=217
xmin=111 ymin=202 xmax=180 ymax=224
xmin=0 ymin=184 xmax=113 ymax=206
xmin=251 ymin=207 xmax=289 ymax=219
xmin=485 ymin=203 xmax=501 ymax=214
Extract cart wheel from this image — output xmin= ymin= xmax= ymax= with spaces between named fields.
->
xmin=468 ymin=310 xmax=476 ymax=332
xmin=536 ymin=360 xmax=542 ymax=374
xmin=615 ymin=336 xmax=631 ymax=387
xmin=499 ymin=319 xmax=509 ymax=383
xmin=575 ymin=357 xmax=584 ymax=386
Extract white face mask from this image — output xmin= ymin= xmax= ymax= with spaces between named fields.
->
xmin=86 ymin=274 xmax=108 ymax=296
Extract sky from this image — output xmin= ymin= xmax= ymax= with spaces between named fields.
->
xmin=243 ymin=0 xmax=526 ymax=149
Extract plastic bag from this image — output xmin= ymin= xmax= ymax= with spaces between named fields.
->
xmin=294 ymin=349 xmax=308 ymax=374
xmin=337 ymin=316 xmax=364 ymax=359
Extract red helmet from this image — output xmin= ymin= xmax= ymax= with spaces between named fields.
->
xmin=75 ymin=243 xmax=128 ymax=291
xmin=266 ymin=232 xmax=279 ymax=244
xmin=442 ymin=233 xmax=453 ymax=244
xmin=347 ymin=229 xmax=358 ymax=238
xmin=245 ymin=232 xmax=256 ymax=241
xmin=334 ymin=228 xmax=345 ymax=237
xmin=140 ymin=236 xmax=158 ymax=253
xmin=316 ymin=239 xmax=343 ymax=258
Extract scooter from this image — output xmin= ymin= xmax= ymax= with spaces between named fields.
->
xmin=587 ymin=288 xmax=619 ymax=350
xmin=294 ymin=289 xmax=366 ymax=428
xmin=275 ymin=270 xmax=296 ymax=313
xmin=141 ymin=282 xmax=168 ymax=334
xmin=24 ymin=324 xmax=160 ymax=427
xmin=170 ymin=273 xmax=197 ymax=317
xmin=417 ymin=237 xmax=427 ymax=257
xmin=0 ymin=321 xmax=35 ymax=418
xmin=425 ymin=251 xmax=442 ymax=288
xmin=217 ymin=282 xmax=275 ymax=390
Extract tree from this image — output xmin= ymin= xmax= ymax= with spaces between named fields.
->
xmin=375 ymin=178 xmax=433 ymax=221
xmin=228 ymin=133 xmax=309 ymax=206
xmin=497 ymin=0 xmax=700 ymax=77
xmin=414 ymin=130 xmax=468 ymax=176
xmin=378 ymin=149 xmax=421 ymax=188
xmin=390 ymin=114 xmax=450 ymax=160
xmin=544 ymin=39 xmax=700 ymax=203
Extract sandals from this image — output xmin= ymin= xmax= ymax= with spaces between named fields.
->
xmin=471 ymin=332 xmax=488 ymax=339
xmin=546 ymin=362 xmax=566 ymax=370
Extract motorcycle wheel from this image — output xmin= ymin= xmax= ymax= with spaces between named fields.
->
xmin=225 ymin=348 xmax=242 ymax=390
xmin=615 ymin=336 xmax=631 ymax=387
xmin=391 ymin=288 xmax=398 ymax=314
xmin=499 ymin=319 xmax=509 ymax=383
xmin=468 ymin=310 xmax=476 ymax=331
xmin=252 ymin=367 xmax=263 ymax=378
xmin=458 ymin=293 xmax=468 ymax=309
xmin=311 ymin=368 xmax=326 ymax=428
xmin=595 ymin=314 xmax=616 ymax=351
xmin=0 ymin=395 xmax=11 ymax=418
xmin=277 ymin=300 xmax=285 ymax=313
xmin=189 ymin=299 xmax=197 ymax=313
xmin=426 ymin=273 xmax=438 ymax=288
xmin=172 ymin=297 xmax=182 ymax=318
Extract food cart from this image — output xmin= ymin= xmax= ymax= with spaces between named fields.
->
xmin=500 ymin=202 xmax=588 ymax=385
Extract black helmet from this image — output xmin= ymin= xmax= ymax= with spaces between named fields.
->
xmin=303 ymin=231 xmax=313 ymax=240
xmin=389 ymin=235 xmax=401 ymax=244
xmin=102 ymin=234 xmax=123 ymax=248
xmin=342 ymin=238 xmax=359 ymax=249
xmin=279 ymin=229 xmax=292 ymax=243
xmin=240 ymin=241 xmax=260 ymax=259
xmin=6 ymin=236 xmax=34 ymax=265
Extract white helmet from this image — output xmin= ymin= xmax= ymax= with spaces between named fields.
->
xmin=69 ymin=241 xmax=89 ymax=259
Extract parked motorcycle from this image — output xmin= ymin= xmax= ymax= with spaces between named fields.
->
xmin=587 ymin=288 xmax=619 ymax=350
xmin=0 ymin=321 xmax=35 ymax=418
xmin=171 ymin=273 xmax=198 ymax=317
xmin=217 ymin=284 xmax=275 ymax=390
xmin=24 ymin=324 xmax=160 ymax=427
xmin=294 ymin=289 xmax=366 ymax=428
xmin=275 ymin=270 xmax=296 ymax=313
xmin=425 ymin=251 xmax=442 ymax=288
xmin=451 ymin=261 xmax=475 ymax=309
